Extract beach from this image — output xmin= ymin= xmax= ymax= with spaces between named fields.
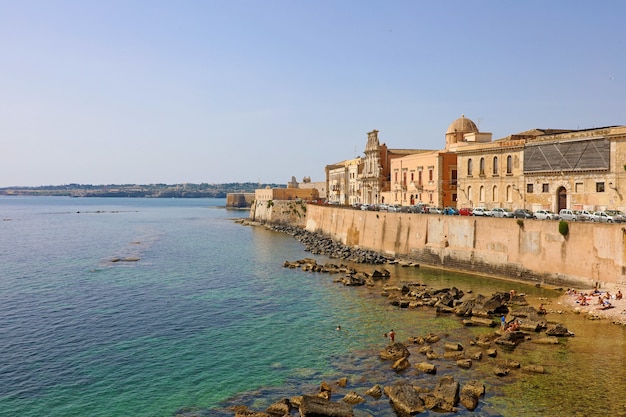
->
xmin=552 ymin=283 xmax=626 ymax=326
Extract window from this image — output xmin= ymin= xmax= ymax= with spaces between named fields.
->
xmin=428 ymin=169 xmax=433 ymax=182
xmin=527 ymin=184 xmax=534 ymax=193
xmin=493 ymin=157 xmax=499 ymax=175
xmin=429 ymin=192 xmax=433 ymax=203
xmin=575 ymin=182 xmax=584 ymax=193
xmin=506 ymin=185 xmax=512 ymax=202
xmin=451 ymin=169 xmax=457 ymax=186
xmin=394 ymin=171 xmax=398 ymax=182
xmin=542 ymin=183 xmax=549 ymax=193
xmin=479 ymin=186 xmax=485 ymax=202
xmin=452 ymin=193 xmax=457 ymax=202
xmin=479 ymin=158 xmax=485 ymax=176
xmin=410 ymin=172 xmax=414 ymax=182
xmin=418 ymin=171 xmax=422 ymax=186
xmin=467 ymin=159 xmax=473 ymax=176
xmin=596 ymin=182 xmax=605 ymax=192
xmin=467 ymin=186 xmax=472 ymax=202
xmin=506 ymin=155 xmax=512 ymax=174
xmin=492 ymin=185 xmax=498 ymax=202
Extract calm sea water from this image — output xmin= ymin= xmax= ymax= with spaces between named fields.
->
xmin=1 ymin=197 xmax=625 ymax=417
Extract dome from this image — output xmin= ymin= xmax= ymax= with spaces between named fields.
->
xmin=446 ymin=114 xmax=479 ymax=134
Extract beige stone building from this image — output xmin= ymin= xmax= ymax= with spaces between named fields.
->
xmin=325 ymin=157 xmax=361 ymax=205
xmin=456 ymin=125 xmax=626 ymax=212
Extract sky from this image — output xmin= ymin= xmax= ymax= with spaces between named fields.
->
xmin=1 ymin=1 xmax=625 ymax=187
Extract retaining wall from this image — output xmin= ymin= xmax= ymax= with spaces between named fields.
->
xmin=304 ymin=205 xmax=626 ymax=288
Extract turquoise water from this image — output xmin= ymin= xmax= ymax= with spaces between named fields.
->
xmin=2 ymin=197 xmax=626 ymax=417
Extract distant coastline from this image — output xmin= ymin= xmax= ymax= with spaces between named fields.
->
xmin=0 ymin=182 xmax=284 ymax=198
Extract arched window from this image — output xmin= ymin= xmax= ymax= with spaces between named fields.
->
xmin=479 ymin=158 xmax=485 ymax=176
xmin=467 ymin=186 xmax=472 ymax=203
xmin=506 ymin=155 xmax=512 ymax=174
xmin=493 ymin=157 xmax=499 ymax=175
xmin=479 ymin=186 xmax=485 ymax=202
xmin=506 ymin=185 xmax=512 ymax=202
xmin=467 ymin=159 xmax=473 ymax=176
xmin=492 ymin=185 xmax=498 ymax=202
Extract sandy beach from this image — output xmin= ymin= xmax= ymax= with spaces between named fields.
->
xmin=550 ymin=283 xmax=626 ymax=326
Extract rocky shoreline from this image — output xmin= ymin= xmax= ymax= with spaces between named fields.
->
xmin=225 ymin=220 xmax=624 ymax=416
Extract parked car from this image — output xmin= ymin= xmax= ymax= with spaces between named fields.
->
xmin=513 ymin=209 xmax=534 ymax=219
xmin=458 ymin=207 xmax=473 ymax=216
xmin=592 ymin=210 xmax=626 ymax=223
xmin=360 ymin=204 xmax=370 ymax=211
xmin=410 ymin=203 xmax=430 ymax=214
xmin=429 ymin=207 xmax=444 ymax=215
xmin=575 ymin=210 xmax=593 ymax=221
xmin=534 ymin=209 xmax=559 ymax=220
xmin=558 ymin=209 xmax=577 ymax=221
xmin=387 ymin=204 xmax=401 ymax=212
xmin=490 ymin=208 xmax=514 ymax=218
xmin=472 ymin=207 xmax=490 ymax=216
xmin=443 ymin=207 xmax=459 ymax=215
xmin=604 ymin=210 xmax=626 ymax=223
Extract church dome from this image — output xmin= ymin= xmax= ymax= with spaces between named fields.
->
xmin=446 ymin=114 xmax=478 ymax=134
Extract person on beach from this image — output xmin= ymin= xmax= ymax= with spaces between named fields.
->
xmin=617 ymin=290 xmax=623 ymax=300
xmin=538 ymin=304 xmax=547 ymax=314
xmin=501 ymin=315 xmax=506 ymax=330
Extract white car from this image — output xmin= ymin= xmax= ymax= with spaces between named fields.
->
xmin=490 ymin=208 xmax=514 ymax=218
xmin=472 ymin=207 xmax=490 ymax=216
xmin=534 ymin=209 xmax=559 ymax=220
xmin=591 ymin=211 xmax=625 ymax=223
xmin=558 ymin=209 xmax=577 ymax=221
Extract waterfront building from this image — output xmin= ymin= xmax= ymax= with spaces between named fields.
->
xmin=455 ymin=125 xmax=626 ymax=212
xmin=325 ymin=157 xmax=361 ymax=205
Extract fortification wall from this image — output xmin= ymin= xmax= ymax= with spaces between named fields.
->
xmin=226 ymin=193 xmax=255 ymax=208
xmin=305 ymin=205 xmax=626 ymax=289
xmin=250 ymin=199 xmax=307 ymax=227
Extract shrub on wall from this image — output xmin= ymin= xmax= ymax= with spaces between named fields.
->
xmin=559 ymin=220 xmax=569 ymax=236
xmin=516 ymin=219 xmax=524 ymax=228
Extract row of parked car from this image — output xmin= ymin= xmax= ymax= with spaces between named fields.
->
xmin=352 ymin=203 xmax=626 ymax=223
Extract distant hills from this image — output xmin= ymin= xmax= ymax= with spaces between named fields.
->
xmin=0 ymin=183 xmax=285 ymax=198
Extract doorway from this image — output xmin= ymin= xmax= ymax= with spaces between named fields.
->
xmin=557 ymin=186 xmax=567 ymax=211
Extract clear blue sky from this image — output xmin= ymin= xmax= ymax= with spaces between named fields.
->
xmin=1 ymin=1 xmax=624 ymax=187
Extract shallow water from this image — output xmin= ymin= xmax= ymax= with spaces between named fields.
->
xmin=1 ymin=196 xmax=625 ymax=417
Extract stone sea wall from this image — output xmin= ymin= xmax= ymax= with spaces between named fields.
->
xmin=303 ymin=205 xmax=626 ymax=289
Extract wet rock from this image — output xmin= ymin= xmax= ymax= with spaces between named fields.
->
xmin=299 ymin=395 xmax=354 ymax=417
xmin=444 ymin=342 xmax=464 ymax=351
xmin=384 ymin=381 xmax=425 ymax=415
xmin=427 ymin=376 xmax=460 ymax=412
xmin=364 ymin=384 xmax=382 ymax=399
xmin=415 ymin=362 xmax=437 ymax=374
xmin=457 ymin=359 xmax=472 ymax=369
xmin=522 ymin=364 xmax=546 ymax=374
xmin=266 ymin=398 xmax=291 ymax=416
xmin=460 ymin=380 xmax=485 ymax=411
xmin=546 ymin=323 xmax=575 ymax=337
xmin=379 ymin=342 xmax=410 ymax=361
xmin=336 ymin=377 xmax=348 ymax=387
xmin=341 ymin=391 xmax=365 ymax=405
xmin=392 ymin=357 xmax=411 ymax=372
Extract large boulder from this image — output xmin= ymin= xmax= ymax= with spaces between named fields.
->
xmin=384 ymin=381 xmax=425 ymax=415
xmin=380 ymin=342 xmax=410 ymax=361
xmin=299 ymin=395 xmax=354 ymax=417
xmin=422 ymin=376 xmax=460 ymax=412
xmin=546 ymin=323 xmax=575 ymax=337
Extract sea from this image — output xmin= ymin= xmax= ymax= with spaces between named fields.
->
xmin=1 ymin=196 xmax=626 ymax=417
